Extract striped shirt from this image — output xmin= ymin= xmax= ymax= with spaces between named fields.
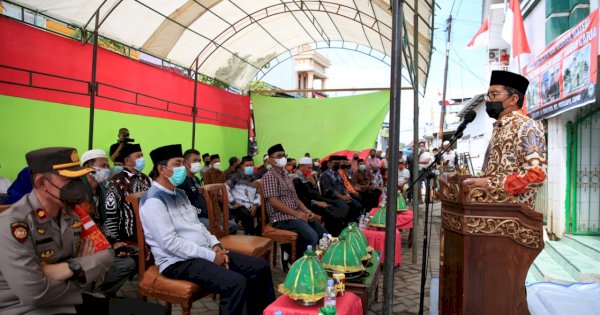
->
xmin=261 ymin=168 xmax=300 ymax=223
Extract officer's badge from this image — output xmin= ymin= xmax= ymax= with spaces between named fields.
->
xmin=71 ymin=150 xmax=79 ymax=162
xmin=70 ymin=220 xmax=82 ymax=229
xmin=36 ymin=208 xmax=47 ymax=220
xmin=36 ymin=228 xmax=46 ymax=235
xmin=40 ymin=249 xmax=55 ymax=259
xmin=11 ymin=222 xmax=29 ymax=243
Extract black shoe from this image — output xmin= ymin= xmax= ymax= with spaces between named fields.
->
xmin=281 ymin=249 xmax=291 ymax=273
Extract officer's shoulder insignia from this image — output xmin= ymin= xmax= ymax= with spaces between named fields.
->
xmin=11 ymin=222 xmax=29 ymax=243
xmin=36 ymin=208 xmax=48 ymax=220
xmin=36 ymin=228 xmax=46 ymax=235
xmin=40 ymin=249 xmax=55 ymax=259
xmin=70 ymin=220 xmax=82 ymax=229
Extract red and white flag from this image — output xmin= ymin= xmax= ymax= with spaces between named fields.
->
xmin=466 ymin=18 xmax=489 ymax=49
xmin=501 ymin=0 xmax=530 ymax=57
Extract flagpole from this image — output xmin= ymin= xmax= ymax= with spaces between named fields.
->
xmin=438 ymin=15 xmax=452 ymax=146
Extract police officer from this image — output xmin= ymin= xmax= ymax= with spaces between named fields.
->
xmin=0 ymin=147 xmax=114 ymax=314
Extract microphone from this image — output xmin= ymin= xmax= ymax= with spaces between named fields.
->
xmin=453 ymin=110 xmax=477 ymax=140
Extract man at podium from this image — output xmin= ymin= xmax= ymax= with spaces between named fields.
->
xmin=464 ymin=70 xmax=547 ymax=209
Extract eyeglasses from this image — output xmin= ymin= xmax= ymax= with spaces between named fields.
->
xmin=485 ymin=92 xmax=512 ymax=101
xmin=271 ymin=153 xmax=285 ymax=159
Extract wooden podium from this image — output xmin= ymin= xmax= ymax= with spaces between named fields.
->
xmin=439 ymin=176 xmax=543 ymax=315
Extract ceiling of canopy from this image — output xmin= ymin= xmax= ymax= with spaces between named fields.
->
xmin=11 ymin=0 xmax=434 ymax=92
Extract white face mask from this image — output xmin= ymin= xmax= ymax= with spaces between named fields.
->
xmin=276 ymin=157 xmax=287 ymax=168
xmin=212 ymin=162 xmax=221 ymax=170
xmin=189 ymin=162 xmax=201 ymax=174
xmin=92 ymin=166 xmax=110 ymax=184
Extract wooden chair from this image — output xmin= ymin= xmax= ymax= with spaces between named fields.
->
xmin=127 ymin=194 xmax=209 ymax=315
xmin=255 ymin=181 xmax=298 ymax=267
xmin=200 ymin=184 xmax=272 ymax=261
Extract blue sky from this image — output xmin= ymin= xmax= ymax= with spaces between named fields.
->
xmin=262 ymin=0 xmax=489 ymax=142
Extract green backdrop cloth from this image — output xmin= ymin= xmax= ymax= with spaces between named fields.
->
xmin=0 ymin=95 xmax=248 ymax=181
xmin=252 ymin=91 xmax=389 ymax=160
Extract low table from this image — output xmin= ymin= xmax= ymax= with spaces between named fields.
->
xmin=361 ymin=227 xmax=402 ymax=266
xmin=345 ymin=251 xmax=381 ymax=313
xmin=263 ymin=292 xmax=363 ymax=315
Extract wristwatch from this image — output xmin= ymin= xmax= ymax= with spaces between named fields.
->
xmin=67 ymin=259 xmax=84 ymax=282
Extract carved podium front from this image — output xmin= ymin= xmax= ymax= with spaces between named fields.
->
xmin=438 ymin=176 xmax=543 ymax=315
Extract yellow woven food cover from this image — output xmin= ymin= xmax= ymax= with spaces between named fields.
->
xmin=322 ymin=236 xmax=366 ymax=273
xmin=278 ymin=247 xmax=329 ymax=302
xmin=370 ymin=206 xmax=386 ymax=228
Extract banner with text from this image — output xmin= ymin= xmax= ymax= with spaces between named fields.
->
xmin=523 ymin=9 xmax=598 ymax=120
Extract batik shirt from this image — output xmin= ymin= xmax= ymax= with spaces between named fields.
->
xmin=481 ymin=110 xmax=547 ymax=209
xmin=103 ymin=168 xmax=151 ymax=243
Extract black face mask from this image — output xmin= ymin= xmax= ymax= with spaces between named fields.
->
xmin=332 ymin=163 xmax=340 ymax=171
xmin=485 ymin=101 xmax=504 ymax=120
xmin=44 ymin=176 xmax=87 ymax=206
xmin=370 ymin=154 xmax=376 ymax=158
xmin=204 ymin=160 xmax=210 ymax=166
xmin=353 ymin=156 xmax=359 ymax=160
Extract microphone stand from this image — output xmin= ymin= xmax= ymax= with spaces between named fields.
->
xmin=410 ymin=132 xmax=464 ymax=315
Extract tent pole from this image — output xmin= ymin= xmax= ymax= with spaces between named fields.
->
xmin=383 ymin=0 xmax=403 ymax=313
xmin=192 ymin=66 xmax=198 ymax=150
xmin=88 ymin=12 xmax=99 ymax=150
xmin=412 ymin=0 xmax=420 ymax=263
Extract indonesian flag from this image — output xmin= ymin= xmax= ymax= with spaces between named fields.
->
xmin=501 ymin=0 xmax=530 ymax=57
xmin=466 ymin=18 xmax=489 ymax=49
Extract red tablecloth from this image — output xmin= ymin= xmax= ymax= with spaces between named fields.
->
xmin=369 ymin=208 xmax=414 ymax=229
xmin=361 ymin=227 xmax=402 ymax=266
xmin=263 ymin=292 xmax=363 ymax=315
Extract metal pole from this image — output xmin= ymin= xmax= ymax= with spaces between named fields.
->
xmin=192 ymin=67 xmax=198 ymax=150
xmin=383 ymin=0 xmax=403 ymax=313
xmin=411 ymin=0 xmax=419 ymax=262
xmin=88 ymin=12 xmax=99 ymax=150
xmin=438 ymin=15 xmax=452 ymax=146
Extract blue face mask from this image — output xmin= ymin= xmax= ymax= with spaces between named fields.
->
xmin=134 ymin=157 xmax=145 ymax=171
xmin=244 ymin=166 xmax=254 ymax=176
xmin=166 ymin=166 xmax=187 ymax=186
xmin=113 ymin=165 xmax=124 ymax=173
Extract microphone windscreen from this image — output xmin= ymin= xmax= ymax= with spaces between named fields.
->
xmin=464 ymin=110 xmax=477 ymax=123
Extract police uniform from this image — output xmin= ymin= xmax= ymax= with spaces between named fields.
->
xmin=0 ymin=147 xmax=114 ymax=315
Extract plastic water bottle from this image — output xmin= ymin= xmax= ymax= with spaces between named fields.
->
xmin=319 ymin=235 xmax=329 ymax=251
xmin=274 ymin=311 xmax=283 ymax=315
xmin=324 ymin=279 xmax=337 ymax=308
xmin=359 ymin=214 xmax=366 ymax=229
xmin=307 ymin=245 xmax=313 ymax=252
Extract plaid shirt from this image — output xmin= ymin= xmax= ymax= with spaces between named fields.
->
xmin=261 ymin=168 xmax=300 ymax=223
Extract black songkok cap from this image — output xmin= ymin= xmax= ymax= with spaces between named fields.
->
xmin=150 ymin=144 xmax=182 ymax=165
xmin=489 ymin=70 xmax=529 ymax=94
xmin=268 ymin=144 xmax=284 ymax=156
xmin=210 ymin=154 xmax=220 ymax=161
xmin=120 ymin=143 xmax=142 ymax=159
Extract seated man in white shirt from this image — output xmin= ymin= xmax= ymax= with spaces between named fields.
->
xmin=140 ymin=144 xmax=275 ymax=315
xmin=397 ymin=160 xmax=410 ymax=195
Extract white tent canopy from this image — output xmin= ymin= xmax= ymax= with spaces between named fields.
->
xmin=12 ymin=0 xmax=433 ymax=91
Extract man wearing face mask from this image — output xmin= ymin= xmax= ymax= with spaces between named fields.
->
xmin=294 ymin=157 xmax=346 ymax=236
xmin=199 ymin=153 xmax=211 ymax=181
xmin=103 ymin=143 xmax=151 ymax=246
xmin=256 ymin=154 xmax=272 ymax=179
xmin=179 ymin=149 xmax=237 ymax=235
xmin=204 ymin=154 xmax=227 ymax=185
xmin=141 ymin=145 xmax=275 ymax=315
xmin=227 ymin=156 xmax=261 ymax=236
xmin=320 ymin=156 xmax=363 ymax=223
xmin=0 ymin=147 xmax=114 ymax=314
xmin=262 ymin=144 xmax=327 ymax=270
xmin=352 ymin=159 xmax=382 ymax=211
xmin=80 ymin=149 xmax=136 ymax=298
xmin=463 ymin=70 xmax=547 ymax=210
xmin=351 ymin=152 xmax=360 ymax=174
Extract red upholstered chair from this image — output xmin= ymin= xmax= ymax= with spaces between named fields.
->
xmin=200 ymin=184 xmax=272 ymax=261
xmin=127 ymin=194 xmax=209 ymax=315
